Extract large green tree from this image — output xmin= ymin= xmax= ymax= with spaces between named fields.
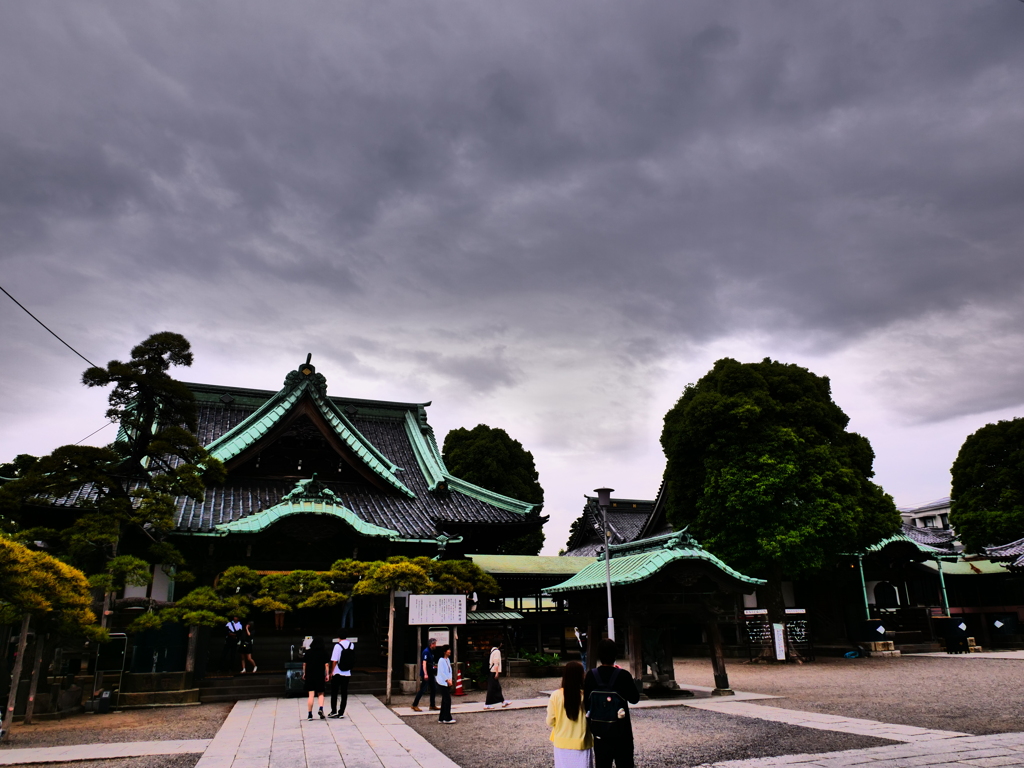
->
xmin=443 ymin=424 xmax=547 ymax=554
xmin=660 ymin=358 xmax=899 ymax=620
xmin=950 ymin=417 xmax=1024 ymax=553
xmin=0 ymin=333 xmax=225 ymax=626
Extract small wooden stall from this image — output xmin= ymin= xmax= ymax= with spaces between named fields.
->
xmin=546 ymin=531 xmax=764 ymax=695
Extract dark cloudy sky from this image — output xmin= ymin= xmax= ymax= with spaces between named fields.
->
xmin=3 ymin=1 xmax=1024 ymax=553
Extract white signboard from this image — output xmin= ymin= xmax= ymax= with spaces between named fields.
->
xmin=408 ymin=594 xmax=467 ymax=625
xmin=428 ymin=628 xmax=450 ymax=647
xmin=772 ymin=623 xmax=787 ymax=661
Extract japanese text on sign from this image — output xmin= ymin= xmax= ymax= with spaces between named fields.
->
xmin=408 ymin=595 xmax=467 ymax=625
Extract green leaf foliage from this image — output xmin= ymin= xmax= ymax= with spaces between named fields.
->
xmin=950 ymin=417 xmax=1024 ymax=552
xmin=442 ymin=424 xmax=547 ymax=554
xmin=660 ymin=358 xmax=899 ymax=580
xmin=0 ymin=333 xmax=225 ymax=585
xmin=443 ymin=425 xmax=544 ymax=505
xmin=0 ymin=536 xmax=96 ymax=634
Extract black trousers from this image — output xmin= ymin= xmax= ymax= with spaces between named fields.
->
xmin=221 ymin=639 xmax=237 ymax=671
xmin=330 ymin=675 xmax=349 ymax=715
xmin=485 ymin=672 xmax=504 ymax=705
xmin=594 ymin=733 xmax=634 ymax=768
xmin=438 ymin=685 xmax=452 ymax=722
xmin=412 ymin=675 xmax=435 ymax=708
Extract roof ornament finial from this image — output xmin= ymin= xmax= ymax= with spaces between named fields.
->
xmin=284 ymin=353 xmax=327 ymax=394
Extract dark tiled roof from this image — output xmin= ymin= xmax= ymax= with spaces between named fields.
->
xmin=985 ymin=537 xmax=1024 ymax=559
xmin=563 ymin=496 xmax=656 ymax=557
xmin=903 ymin=523 xmax=957 ymax=550
xmin=172 ymin=384 xmax=530 ymax=538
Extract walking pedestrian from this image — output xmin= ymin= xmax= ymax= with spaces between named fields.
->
xmin=484 ymin=639 xmax=510 ymax=709
xmin=410 ymin=637 xmax=437 ymax=712
xmin=547 ymin=661 xmax=593 ymax=768
xmin=436 ymin=645 xmax=455 ymax=723
xmin=223 ymin=616 xmax=242 ymax=673
xmin=328 ymin=636 xmax=354 ymax=718
xmin=239 ymin=620 xmax=257 ymax=674
xmin=303 ymin=636 xmax=329 ymax=721
xmin=584 ymin=639 xmax=640 ymax=768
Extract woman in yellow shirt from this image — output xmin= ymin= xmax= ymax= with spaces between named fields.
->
xmin=546 ymin=661 xmax=593 ymax=768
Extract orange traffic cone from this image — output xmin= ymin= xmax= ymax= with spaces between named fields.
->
xmin=454 ymin=667 xmax=465 ymax=696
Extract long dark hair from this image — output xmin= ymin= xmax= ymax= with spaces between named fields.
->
xmin=561 ymin=660 xmax=585 ymax=721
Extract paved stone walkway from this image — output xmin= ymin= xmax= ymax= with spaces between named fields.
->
xmin=196 ymin=695 xmax=458 ymax=768
xmin=695 ymin=731 xmax=1024 ymax=767
xmin=680 ymin=699 xmax=969 ymax=743
xmin=0 ymin=738 xmax=211 ymax=765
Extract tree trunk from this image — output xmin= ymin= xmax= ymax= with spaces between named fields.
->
xmin=24 ymin=633 xmax=48 ymax=725
xmin=1 ymin=614 xmax=31 ymax=743
xmin=185 ymin=626 xmax=198 ymax=672
xmin=761 ymin=572 xmax=790 ymax=661
xmin=384 ymin=588 xmax=395 ymax=706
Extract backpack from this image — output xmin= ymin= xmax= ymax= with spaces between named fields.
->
xmin=337 ymin=642 xmax=356 ymax=672
xmin=587 ymin=667 xmax=626 ymax=727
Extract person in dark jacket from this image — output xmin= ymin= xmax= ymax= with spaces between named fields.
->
xmin=584 ymin=639 xmax=640 ymax=768
xmin=303 ymin=636 xmax=329 ymax=721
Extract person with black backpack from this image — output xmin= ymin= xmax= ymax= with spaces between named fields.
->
xmin=584 ymin=638 xmax=640 ymax=768
xmin=328 ymin=636 xmax=355 ymax=719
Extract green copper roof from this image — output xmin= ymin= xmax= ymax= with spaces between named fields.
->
xmin=403 ymin=411 xmax=535 ymax=515
xmin=207 ymin=498 xmax=402 ymax=538
xmin=856 ymin=532 xmax=955 ymax=558
xmin=546 ymin=532 xmax=764 ymax=594
xmin=467 ymin=611 xmax=525 ymax=622
xmin=204 ymin=366 xmax=415 ymax=498
xmin=468 ymin=554 xmax=596 ymax=575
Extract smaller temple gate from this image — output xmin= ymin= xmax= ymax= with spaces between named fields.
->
xmin=546 ymin=531 xmax=764 ymax=695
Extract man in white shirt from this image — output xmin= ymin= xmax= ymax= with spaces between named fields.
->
xmin=223 ymin=617 xmax=243 ymax=672
xmin=328 ymin=637 xmax=354 ymax=718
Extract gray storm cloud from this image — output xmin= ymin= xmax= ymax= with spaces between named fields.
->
xmin=2 ymin=1 xmax=1024 ymax=543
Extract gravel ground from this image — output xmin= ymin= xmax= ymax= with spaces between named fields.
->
xmin=674 ymin=655 xmax=1024 ymax=735
xmin=404 ymin=706 xmax=891 ymax=768
xmin=25 ymin=757 xmax=201 ymax=768
xmin=0 ymin=703 xmax=232 ymax=750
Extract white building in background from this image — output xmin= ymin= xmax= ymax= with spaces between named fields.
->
xmin=899 ymin=497 xmax=951 ymax=530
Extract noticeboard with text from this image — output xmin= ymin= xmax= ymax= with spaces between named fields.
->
xmin=408 ymin=595 xmax=467 ymax=625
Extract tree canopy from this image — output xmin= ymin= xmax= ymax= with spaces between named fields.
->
xmin=660 ymin=358 xmax=899 ymax=614
xmin=950 ymin=417 xmax=1024 ymax=553
xmin=0 ymin=536 xmax=96 ymax=635
xmin=0 ymin=333 xmax=225 ymax=628
xmin=0 ymin=333 xmax=224 ymax=575
xmin=442 ymin=424 xmax=546 ymax=554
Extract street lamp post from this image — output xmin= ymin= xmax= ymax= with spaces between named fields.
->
xmin=595 ymin=487 xmax=615 ymax=642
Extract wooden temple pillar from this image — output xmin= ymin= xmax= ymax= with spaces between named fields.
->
xmin=627 ymin=618 xmax=643 ymax=681
xmin=704 ymin=619 xmax=734 ymax=696
xmin=585 ymin=619 xmax=596 ymax=670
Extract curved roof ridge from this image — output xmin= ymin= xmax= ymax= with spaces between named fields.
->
xmin=402 ymin=412 xmax=535 ymax=516
xmin=204 ymin=365 xmax=415 ymax=498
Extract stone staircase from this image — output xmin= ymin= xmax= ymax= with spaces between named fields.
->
xmin=199 ymin=629 xmax=388 ymax=702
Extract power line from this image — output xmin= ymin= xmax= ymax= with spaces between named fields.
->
xmin=74 ymin=420 xmax=115 ymax=446
xmin=0 ymin=283 xmax=97 ymax=367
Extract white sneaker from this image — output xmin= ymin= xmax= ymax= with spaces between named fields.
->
xmin=502 ymin=701 xmax=510 ymax=707
xmin=240 ymin=669 xmax=246 ymax=674
xmin=483 ymin=704 xmax=496 ymax=710
xmin=252 ymin=666 xmax=257 ymax=673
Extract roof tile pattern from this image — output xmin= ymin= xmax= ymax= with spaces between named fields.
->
xmin=902 ymin=523 xmax=957 ymax=549
xmin=171 ymin=383 xmax=532 ymax=538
